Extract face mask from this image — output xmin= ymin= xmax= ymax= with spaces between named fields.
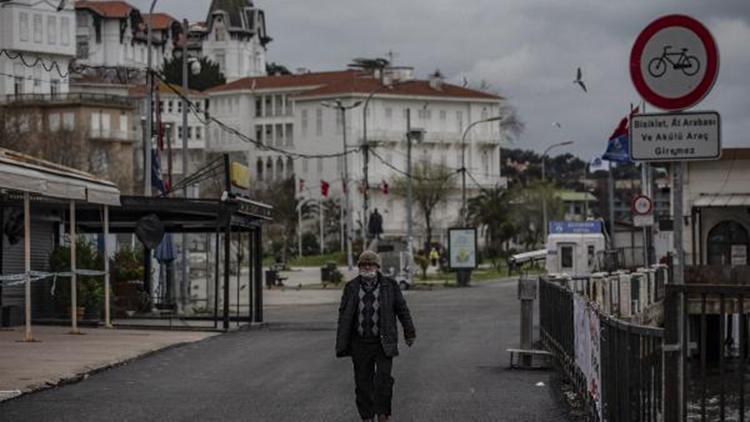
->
xmin=360 ymin=269 xmax=377 ymax=279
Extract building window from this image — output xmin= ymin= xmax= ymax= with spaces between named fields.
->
xmin=187 ymin=127 xmax=193 ymax=139
xmin=275 ymin=123 xmax=283 ymax=147
xmin=264 ymin=96 xmax=272 ymax=117
xmin=560 ymin=245 xmax=574 ymax=270
xmin=275 ymin=95 xmax=283 ymax=117
xmin=285 ymin=96 xmax=293 ymax=116
xmin=33 ymin=14 xmax=43 ymax=43
xmin=216 ymin=53 xmax=225 ymax=72
xmin=265 ymin=125 xmax=272 ymax=145
xmin=708 ymin=221 xmax=749 ymax=266
xmin=63 ymin=112 xmax=75 ymax=130
xmin=33 ymin=67 xmax=41 ymax=90
xmin=285 ymin=124 xmax=293 ymax=147
xmin=335 ymin=109 xmax=342 ymax=134
xmin=19 ymin=13 xmax=29 ymax=41
xmin=14 ymin=77 xmax=24 ymax=96
xmin=168 ymin=101 xmax=173 ymax=113
xmin=61 ymin=17 xmax=70 ymax=46
xmin=255 ymin=97 xmax=262 ymax=117
xmin=50 ymin=80 xmax=60 ymax=97
xmin=315 ymin=108 xmax=322 ymax=136
xmin=48 ymin=16 xmax=57 ymax=44
xmin=301 ymin=109 xmax=308 ymax=136
xmin=195 ymin=127 xmax=202 ymax=140
xmin=178 ymin=126 xmax=183 ymax=139
xmin=76 ymin=36 xmax=89 ymax=59
xmin=456 ymin=111 xmax=463 ymax=133
xmin=257 ymin=158 xmax=264 ymax=182
xmin=385 ymin=107 xmax=392 ymax=120
xmin=177 ymin=101 xmax=182 ymax=114
xmin=49 ymin=114 xmax=61 ymax=131
xmin=439 ymin=110 xmax=447 ymax=121
xmin=255 ymin=125 xmax=263 ymax=145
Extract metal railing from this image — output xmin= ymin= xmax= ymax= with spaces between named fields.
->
xmin=540 ymin=276 xmax=664 ymax=421
xmin=3 ymin=93 xmax=135 ymax=108
xmin=664 ymin=283 xmax=750 ymax=422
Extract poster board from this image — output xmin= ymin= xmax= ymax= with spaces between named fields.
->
xmin=448 ymin=228 xmax=477 ymax=270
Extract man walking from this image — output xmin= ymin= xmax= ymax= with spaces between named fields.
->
xmin=336 ymin=250 xmax=416 ymax=422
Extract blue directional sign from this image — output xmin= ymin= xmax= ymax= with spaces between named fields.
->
xmin=548 ymin=221 xmax=603 ymax=235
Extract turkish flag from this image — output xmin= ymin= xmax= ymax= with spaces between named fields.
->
xmin=321 ymin=180 xmax=330 ymax=197
xmin=381 ymin=180 xmax=389 ymax=195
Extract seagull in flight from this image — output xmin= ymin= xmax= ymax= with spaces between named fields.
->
xmin=552 ymin=122 xmax=562 ymax=128
xmin=56 ymin=0 xmax=66 ymax=12
xmin=574 ymin=67 xmax=587 ymax=93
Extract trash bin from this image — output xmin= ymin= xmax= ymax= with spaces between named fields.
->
xmin=321 ymin=266 xmax=331 ymax=282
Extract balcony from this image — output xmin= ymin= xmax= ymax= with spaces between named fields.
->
xmin=2 ymin=93 xmax=135 ymax=109
xmin=88 ymin=129 xmax=137 ymax=142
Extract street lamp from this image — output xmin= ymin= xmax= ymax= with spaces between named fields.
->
xmin=322 ymin=99 xmax=362 ymax=271
xmin=144 ymin=0 xmax=159 ymax=196
xmin=541 ymin=140 xmax=574 ymax=239
xmin=361 ymin=80 xmax=408 ymax=246
xmin=460 ymin=115 xmax=504 ymax=225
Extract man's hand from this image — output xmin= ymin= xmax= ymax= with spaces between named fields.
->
xmin=405 ymin=336 xmax=415 ymax=347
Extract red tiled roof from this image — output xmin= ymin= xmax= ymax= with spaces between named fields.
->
xmin=297 ymin=77 xmax=503 ymax=101
xmin=206 ymin=69 xmax=502 ymax=101
xmin=206 ymin=70 xmax=364 ymax=94
xmin=129 ymin=82 xmax=206 ymax=98
xmin=143 ymin=13 xmax=177 ymax=30
xmin=75 ymin=1 xmax=134 ymax=18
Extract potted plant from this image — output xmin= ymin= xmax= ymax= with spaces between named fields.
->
xmin=49 ymin=239 xmax=104 ymax=320
xmin=111 ymin=246 xmax=150 ymax=316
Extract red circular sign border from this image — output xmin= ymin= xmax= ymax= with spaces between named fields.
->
xmin=630 ymin=14 xmax=719 ymax=111
xmin=631 ymin=195 xmax=653 ymax=216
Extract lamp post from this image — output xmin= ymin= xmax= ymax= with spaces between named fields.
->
xmin=541 ymin=140 xmax=574 ymax=239
xmin=144 ymin=0 xmax=159 ymax=196
xmin=322 ymin=99 xmax=362 ymax=271
xmin=460 ymin=116 xmax=504 ymax=225
xmin=174 ymin=20 xmax=201 ymax=314
xmin=361 ymin=80 xmax=406 ymax=246
xmin=405 ymin=111 xmax=424 ymax=286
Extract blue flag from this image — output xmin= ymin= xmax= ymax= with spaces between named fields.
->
xmin=602 ymin=116 xmax=631 ymax=163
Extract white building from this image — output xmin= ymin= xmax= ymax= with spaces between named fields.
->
xmin=206 ymin=68 xmax=509 ymax=244
xmin=129 ymin=82 xmax=208 ymax=184
xmin=0 ymin=0 xmax=76 ymax=98
xmin=74 ymin=1 xmax=178 ymax=71
xmin=198 ymin=0 xmax=270 ymax=82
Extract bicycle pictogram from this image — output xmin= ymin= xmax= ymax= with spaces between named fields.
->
xmin=647 ymin=45 xmax=700 ymax=78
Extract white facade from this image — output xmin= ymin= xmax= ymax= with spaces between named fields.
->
xmin=74 ymin=5 xmax=174 ymax=71
xmin=294 ymin=93 xmax=507 ymax=245
xmin=0 ymin=0 xmax=76 ymax=98
xmin=206 ymin=70 xmax=509 ymax=244
xmin=200 ymin=0 xmax=269 ymax=82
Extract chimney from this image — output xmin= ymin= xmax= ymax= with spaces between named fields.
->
xmin=429 ymin=69 xmax=444 ymax=91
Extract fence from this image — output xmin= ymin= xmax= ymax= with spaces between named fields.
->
xmin=664 ymin=283 xmax=750 ymax=422
xmin=540 ymin=276 xmax=664 ymax=421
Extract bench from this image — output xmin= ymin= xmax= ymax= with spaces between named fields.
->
xmin=507 ymin=348 xmax=553 ymax=369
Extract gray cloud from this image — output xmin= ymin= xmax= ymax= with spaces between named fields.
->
xmin=130 ymin=0 xmax=750 ymax=157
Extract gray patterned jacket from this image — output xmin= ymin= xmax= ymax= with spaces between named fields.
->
xmin=336 ymin=273 xmax=416 ymax=358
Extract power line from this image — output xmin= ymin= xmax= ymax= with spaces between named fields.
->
xmin=150 ymin=70 xmax=361 ymax=161
xmin=370 ymin=148 xmax=459 ymax=182
xmin=0 ymin=49 xmax=70 ymax=79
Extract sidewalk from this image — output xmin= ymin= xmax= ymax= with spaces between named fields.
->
xmin=0 ymin=326 xmax=216 ymax=402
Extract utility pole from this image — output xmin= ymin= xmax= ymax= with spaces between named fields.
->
xmin=322 ymin=100 xmax=362 ymax=271
xmin=406 ymin=109 xmax=414 ymax=285
xmin=144 ymin=0 xmax=159 ymax=196
xmin=541 ymin=140 xmax=574 ymax=239
xmin=180 ymin=18 xmax=189 ymax=314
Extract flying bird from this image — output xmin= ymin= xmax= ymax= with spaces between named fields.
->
xmin=56 ymin=0 xmax=66 ymax=11
xmin=553 ymin=122 xmax=562 ymax=128
xmin=574 ymin=67 xmax=587 ymax=93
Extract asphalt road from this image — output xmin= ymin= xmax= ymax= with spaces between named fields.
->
xmin=0 ymin=278 xmax=571 ymax=422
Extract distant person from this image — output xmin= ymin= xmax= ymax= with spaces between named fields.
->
xmin=429 ymin=247 xmax=440 ymax=267
xmin=336 ymin=250 xmax=416 ymax=422
xmin=368 ymin=209 xmax=384 ymax=240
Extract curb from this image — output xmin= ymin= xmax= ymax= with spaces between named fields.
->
xmin=0 ymin=333 xmax=220 ymax=405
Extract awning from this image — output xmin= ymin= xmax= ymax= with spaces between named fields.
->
xmin=0 ymin=149 xmax=120 ymax=206
xmin=693 ymin=194 xmax=750 ymax=207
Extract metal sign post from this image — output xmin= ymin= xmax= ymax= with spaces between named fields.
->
xmin=629 ymin=15 xmax=720 ymax=422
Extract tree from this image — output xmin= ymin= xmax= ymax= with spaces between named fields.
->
xmin=266 ymin=62 xmax=292 ymax=75
xmin=510 ymin=181 xmax=565 ymax=250
xmin=392 ymin=164 xmax=456 ymax=250
xmin=256 ymin=176 xmax=315 ymax=263
xmin=161 ymin=56 xmax=226 ymax=92
xmin=466 ymin=186 xmax=517 ymax=259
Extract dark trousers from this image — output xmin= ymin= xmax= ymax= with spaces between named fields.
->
xmin=351 ymin=338 xmax=394 ymax=419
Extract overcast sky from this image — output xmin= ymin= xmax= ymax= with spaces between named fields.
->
xmin=131 ymin=0 xmax=750 ymax=159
